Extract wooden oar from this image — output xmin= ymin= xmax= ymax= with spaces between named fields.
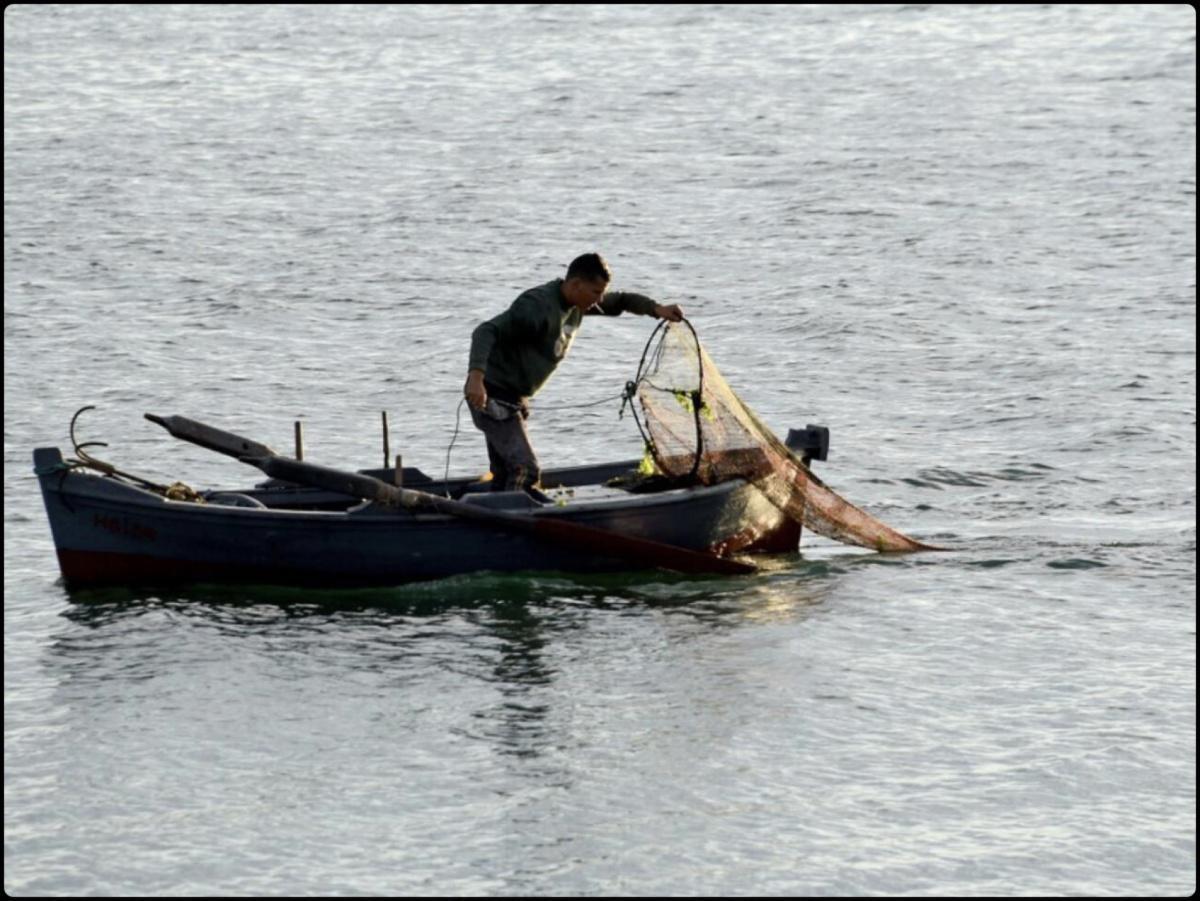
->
xmin=144 ymin=413 xmax=756 ymax=576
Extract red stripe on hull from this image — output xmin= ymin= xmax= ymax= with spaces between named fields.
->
xmin=54 ymin=549 xmax=385 ymax=589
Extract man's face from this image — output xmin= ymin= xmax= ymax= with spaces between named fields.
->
xmin=564 ymin=276 xmax=608 ymax=311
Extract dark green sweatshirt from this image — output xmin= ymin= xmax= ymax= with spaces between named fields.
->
xmin=468 ymin=278 xmax=658 ymax=400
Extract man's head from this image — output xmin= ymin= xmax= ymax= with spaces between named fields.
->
xmin=562 ymin=252 xmax=611 ymax=311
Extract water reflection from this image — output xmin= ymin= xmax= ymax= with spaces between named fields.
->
xmin=57 ymin=567 xmax=750 ymax=621
xmin=48 ymin=559 xmax=837 ymax=769
xmin=32 ymin=552 xmax=845 ymax=900
xmin=55 ymin=553 xmax=841 ymax=632
xmin=453 ymin=599 xmax=559 ymax=764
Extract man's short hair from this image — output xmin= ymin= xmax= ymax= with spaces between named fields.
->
xmin=566 ymin=252 xmax=612 ymax=284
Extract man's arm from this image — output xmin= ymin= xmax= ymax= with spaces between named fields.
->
xmin=466 ymin=318 xmax=499 ymax=410
xmin=468 ymin=319 xmax=498 ymax=375
xmin=593 ymin=290 xmax=684 ymax=321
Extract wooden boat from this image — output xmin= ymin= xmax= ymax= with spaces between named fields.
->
xmin=33 ymin=413 xmax=830 ymax=589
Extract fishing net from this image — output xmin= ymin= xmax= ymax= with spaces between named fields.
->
xmin=626 ymin=320 xmax=936 ymax=553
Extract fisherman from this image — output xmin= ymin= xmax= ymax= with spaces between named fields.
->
xmin=465 ymin=252 xmax=684 ymax=496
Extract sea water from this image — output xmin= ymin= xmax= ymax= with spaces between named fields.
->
xmin=4 ymin=5 xmax=1194 ymax=895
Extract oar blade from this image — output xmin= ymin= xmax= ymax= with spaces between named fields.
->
xmin=145 ymin=413 xmax=276 ymax=461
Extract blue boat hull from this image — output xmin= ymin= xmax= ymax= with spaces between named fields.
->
xmin=34 ymin=448 xmax=798 ymax=588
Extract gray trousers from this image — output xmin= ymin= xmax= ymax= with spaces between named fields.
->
xmin=469 ymin=399 xmax=540 ymax=491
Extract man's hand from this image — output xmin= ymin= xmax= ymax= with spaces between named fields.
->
xmin=654 ymin=303 xmax=684 ymax=322
xmin=464 ymin=369 xmax=487 ymax=411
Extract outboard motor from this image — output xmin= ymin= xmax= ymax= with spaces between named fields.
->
xmin=785 ymin=424 xmax=830 ymax=466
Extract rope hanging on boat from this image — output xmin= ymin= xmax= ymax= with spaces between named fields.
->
xmin=64 ymin=406 xmax=206 ymax=503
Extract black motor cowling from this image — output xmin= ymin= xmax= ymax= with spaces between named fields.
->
xmin=785 ymin=424 xmax=830 ymax=463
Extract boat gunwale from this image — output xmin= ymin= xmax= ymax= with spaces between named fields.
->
xmin=36 ymin=446 xmax=751 ymax=524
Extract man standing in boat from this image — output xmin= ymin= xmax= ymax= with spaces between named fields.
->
xmin=465 ymin=252 xmax=683 ymax=496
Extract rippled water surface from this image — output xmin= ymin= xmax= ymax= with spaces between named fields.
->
xmin=5 ymin=5 xmax=1195 ymax=896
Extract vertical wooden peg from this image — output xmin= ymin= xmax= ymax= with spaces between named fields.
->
xmin=381 ymin=411 xmax=390 ymax=471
